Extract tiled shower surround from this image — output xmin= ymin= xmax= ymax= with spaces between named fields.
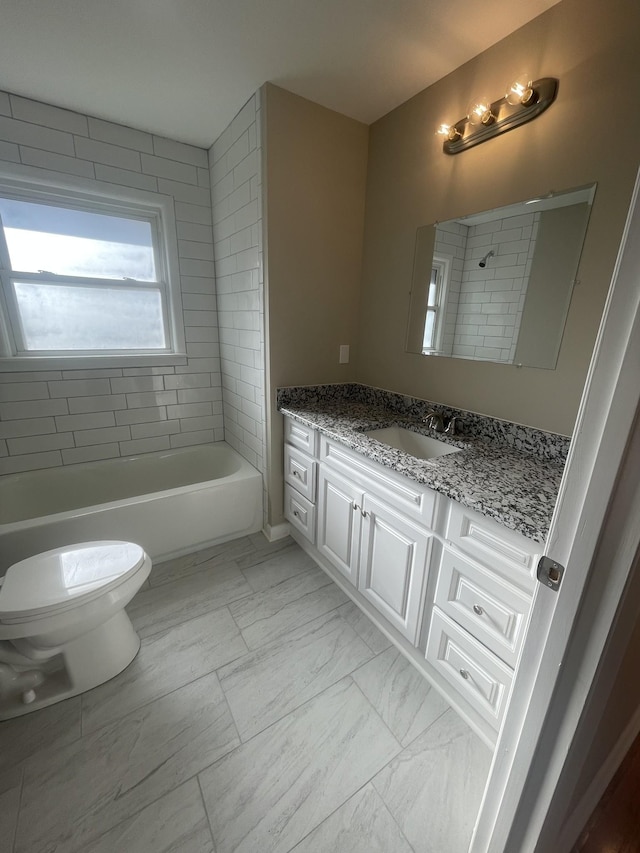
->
xmin=208 ymin=92 xmax=267 ymax=521
xmin=0 ymin=89 xmax=267 ymax=487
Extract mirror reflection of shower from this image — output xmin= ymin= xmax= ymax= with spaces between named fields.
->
xmin=478 ymin=250 xmax=494 ymax=268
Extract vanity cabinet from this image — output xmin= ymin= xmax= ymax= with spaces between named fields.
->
xmin=282 ymin=415 xmax=541 ymax=744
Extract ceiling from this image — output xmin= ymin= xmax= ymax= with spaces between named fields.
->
xmin=0 ymin=0 xmax=561 ymax=149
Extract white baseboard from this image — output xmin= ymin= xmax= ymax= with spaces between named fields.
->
xmin=557 ymin=702 xmax=640 ymax=850
xmin=262 ymin=522 xmax=291 ymax=542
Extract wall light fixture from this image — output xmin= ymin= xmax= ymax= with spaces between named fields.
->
xmin=437 ymin=76 xmax=558 ymax=154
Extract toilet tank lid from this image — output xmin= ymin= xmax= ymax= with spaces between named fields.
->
xmin=0 ymin=541 xmax=146 ymax=616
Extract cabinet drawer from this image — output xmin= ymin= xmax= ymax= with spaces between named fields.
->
xmin=284 ymin=417 xmax=318 ymax=457
xmin=445 ymin=502 xmax=540 ymax=592
xmin=284 ymin=484 xmax=316 ymax=544
xmin=426 ymin=608 xmax=513 ymax=731
xmin=284 ymin=444 xmax=317 ymax=502
xmin=435 ymin=548 xmax=532 ymax=667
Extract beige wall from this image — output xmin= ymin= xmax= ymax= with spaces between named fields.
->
xmin=264 ymin=84 xmax=369 ymax=526
xmin=356 ymin=0 xmax=640 ymax=435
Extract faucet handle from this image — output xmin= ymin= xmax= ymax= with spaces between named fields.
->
xmin=444 ymin=416 xmax=460 ymax=435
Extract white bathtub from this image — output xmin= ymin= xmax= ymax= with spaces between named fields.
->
xmin=0 ymin=442 xmax=263 ymax=572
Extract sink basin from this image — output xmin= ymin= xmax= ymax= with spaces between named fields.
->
xmin=364 ymin=426 xmax=460 ymax=460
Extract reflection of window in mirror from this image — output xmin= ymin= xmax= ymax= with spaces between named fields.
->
xmin=422 ymin=256 xmax=449 ymax=353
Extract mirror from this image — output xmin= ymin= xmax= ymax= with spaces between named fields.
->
xmin=405 ymin=184 xmax=596 ymax=369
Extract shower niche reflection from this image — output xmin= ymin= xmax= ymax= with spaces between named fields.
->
xmin=405 ymin=184 xmax=596 ymax=369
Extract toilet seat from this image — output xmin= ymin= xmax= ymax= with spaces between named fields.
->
xmin=0 ymin=541 xmax=147 ymax=624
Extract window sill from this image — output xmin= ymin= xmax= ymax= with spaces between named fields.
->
xmin=0 ymin=353 xmax=189 ymax=372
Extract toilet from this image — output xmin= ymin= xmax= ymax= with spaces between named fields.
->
xmin=0 ymin=540 xmax=151 ymax=720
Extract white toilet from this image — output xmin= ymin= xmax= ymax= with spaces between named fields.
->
xmin=0 ymin=540 xmax=151 ymax=720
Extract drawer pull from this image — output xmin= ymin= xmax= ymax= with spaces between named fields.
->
xmin=459 ymin=669 xmax=470 ymax=680
xmin=352 ymin=502 xmax=359 ymax=511
xmin=473 ymin=604 xmax=484 ymax=616
xmin=361 ymin=509 xmax=369 ymax=518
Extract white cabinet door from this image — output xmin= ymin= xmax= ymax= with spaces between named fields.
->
xmin=317 ymin=466 xmax=363 ymax=586
xmin=358 ymin=493 xmax=431 ymax=643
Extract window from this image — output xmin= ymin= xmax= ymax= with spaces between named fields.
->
xmin=0 ymin=178 xmax=184 ymax=366
xmin=422 ymin=255 xmax=450 ymax=354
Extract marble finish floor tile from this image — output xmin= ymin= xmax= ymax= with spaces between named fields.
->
xmin=241 ymin=546 xmax=317 ymax=592
xmin=352 ymin=647 xmax=449 ymax=746
xmin=218 ymin=610 xmax=373 ymax=739
xmin=0 ymin=767 xmax=23 ymax=847
xmin=149 ymin=536 xmax=261 ymax=586
xmin=290 ymin=783 xmax=414 ymax=853
xmin=373 ymin=708 xmax=492 ymax=853
xmin=338 ymin=600 xmax=393 ymax=654
xmin=235 ymin=537 xmax=301 ymax=571
xmin=127 ymin=560 xmax=253 ymax=638
xmin=82 ymin=608 xmax=248 ymax=733
xmin=228 ymin=566 xmax=348 ymax=649
xmin=82 ymin=779 xmax=214 ymax=853
xmin=0 ymin=696 xmax=81 ymax=774
xmin=199 ymin=677 xmax=401 ymax=853
xmin=15 ymin=673 xmax=239 ymax=853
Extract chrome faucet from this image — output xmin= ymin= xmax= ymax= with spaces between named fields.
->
xmin=444 ymin=416 xmax=460 ymax=436
xmin=422 ymin=410 xmax=445 ymax=432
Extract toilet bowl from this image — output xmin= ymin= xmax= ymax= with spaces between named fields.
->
xmin=0 ymin=540 xmax=151 ymax=720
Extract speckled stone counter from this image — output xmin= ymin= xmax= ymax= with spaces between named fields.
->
xmin=277 ymin=385 xmax=570 ymax=544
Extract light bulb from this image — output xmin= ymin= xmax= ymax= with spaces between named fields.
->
xmin=436 ymin=123 xmax=461 ymax=141
xmin=506 ymin=75 xmax=536 ymax=106
xmin=467 ymin=96 xmax=494 ymax=126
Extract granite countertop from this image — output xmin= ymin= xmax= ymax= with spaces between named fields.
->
xmin=279 ymin=399 xmax=565 ymax=544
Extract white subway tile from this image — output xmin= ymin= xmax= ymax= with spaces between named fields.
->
xmin=180 ymin=276 xmax=215 ymax=294
xmin=0 ymin=398 xmax=68 ymax=420
xmin=19 ymin=147 xmax=95 ymax=178
xmin=229 ymin=226 xmax=254 ymax=255
xmin=0 ymin=381 xmax=49 ymax=402
xmin=0 ymin=92 xmax=10 ymax=115
xmin=182 ymin=294 xmax=216 ymax=312
xmin=141 ymin=153 xmax=198 ymax=184
xmin=8 ymin=432 xmax=74 ymax=455
xmin=121 ymin=366 xmax=175 ymax=376
xmin=94 ymin=163 xmax=158 ymax=191
xmin=178 ymin=415 xmax=217 ymax=433
xmin=197 ymin=167 xmax=210 ymax=188
xmin=0 ymin=450 xmax=62 ymax=476
xmin=115 ymin=406 xmax=167 ymax=425
xmin=110 ymin=375 xmax=164 ymax=394
xmin=62 ymin=444 xmax=120 ymax=465
xmin=75 ymin=136 xmax=141 ymax=171
xmin=186 ymin=342 xmax=218 ymax=359
xmin=0 ymin=140 xmax=20 ymax=162
xmin=177 ymin=222 xmax=214 ymax=243
xmin=174 ymin=202 xmax=212 ymax=225
xmin=0 ymin=417 xmax=56 ymax=439
xmin=118 ymin=435 xmax=170 ymax=455
xmin=178 ymin=240 xmax=214 ymax=261
xmin=211 ymin=124 xmax=234 ymax=163
xmin=163 ymin=373 xmax=211 ymax=390
xmin=241 ymin=398 xmax=263 ymax=423
xmin=233 ymin=149 xmax=258 ymax=189
xmin=61 ymin=368 xmax=122 ymax=379
xmin=157 ymin=178 xmax=210 ymax=206
xmin=183 ymin=309 xmax=217 ymax=327
xmin=74 ymin=425 xmax=131 ymax=447
xmin=56 ymin=411 xmax=115 ymax=431
xmin=87 ymin=117 xmax=154 ymax=153
xmin=234 ymin=200 xmax=259 ymax=231
xmin=125 ymin=390 xmax=177 ymax=409
xmin=67 ymin=394 xmax=127 ymax=414
xmin=11 ymin=95 xmax=88 ymax=135
xmin=152 ymin=136 xmax=208 ymax=168
xmin=48 ymin=378 xmax=112 ymax=398
xmin=177 ymin=387 xmax=221 ymax=404
xmin=175 ymin=357 xmax=220 ymax=373
xmin=0 ymin=115 xmax=74 ymax=154
xmin=166 ymin=402 xmax=212 ymax=419
xmin=170 ymin=430 xmax=214 ymax=448
xmin=0 ymin=439 xmax=6 ymax=457
xmin=130 ymin=420 xmax=181 ymax=440
xmin=237 ymin=412 xmax=257 ymax=435
xmin=179 ymin=258 xmax=215 ymax=278
xmin=226 ymin=132 xmax=250 ymax=171
xmin=186 ymin=326 xmax=219 ymax=343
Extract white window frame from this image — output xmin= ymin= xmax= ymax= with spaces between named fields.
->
xmin=422 ymin=253 xmax=450 ymax=354
xmin=0 ymin=166 xmax=186 ymax=371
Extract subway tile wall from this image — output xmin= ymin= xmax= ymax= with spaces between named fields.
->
xmin=0 ymin=91 xmax=224 ymax=476
xmin=208 ymin=92 xmax=267 ymax=523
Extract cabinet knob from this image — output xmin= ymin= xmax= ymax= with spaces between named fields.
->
xmin=293 ymin=510 xmax=300 ymax=519
xmin=473 ymin=604 xmax=484 ymax=616
xmin=293 ymin=470 xmax=301 ymax=478
xmin=352 ymin=502 xmax=358 ymax=511
xmin=459 ymin=669 xmax=470 ymax=680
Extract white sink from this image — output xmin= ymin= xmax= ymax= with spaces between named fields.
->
xmin=364 ymin=426 xmax=460 ymax=460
